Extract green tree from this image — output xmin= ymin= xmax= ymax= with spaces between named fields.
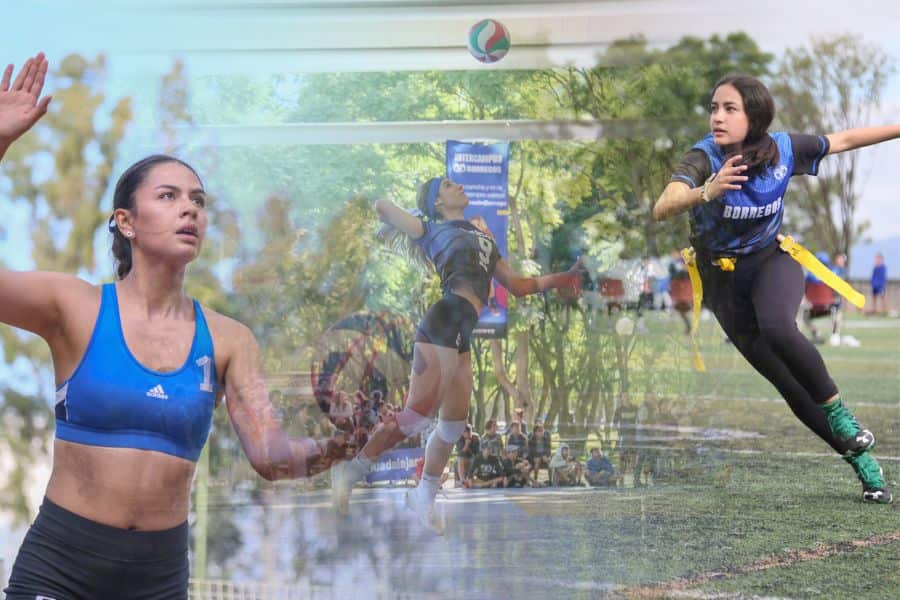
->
xmin=185 ymin=33 xmax=777 ymax=436
xmin=770 ymin=34 xmax=894 ymax=258
xmin=274 ymin=69 xmax=574 ymax=430
xmin=547 ymin=33 xmax=773 ymax=258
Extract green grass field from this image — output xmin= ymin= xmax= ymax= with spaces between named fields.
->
xmin=591 ymin=313 xmax=900 ymax=599
xmin=195 ymin=313 xmax=899 ymax=600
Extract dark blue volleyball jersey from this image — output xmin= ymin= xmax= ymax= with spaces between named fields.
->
xmin=671 ymin=132 xmax=829 ymax=255
xmin=54 ymin=283 xmax=217 ymax=462
xmin=415 ymin=219 xmax=500 ymax=304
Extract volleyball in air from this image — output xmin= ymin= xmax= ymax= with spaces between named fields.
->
xmin=467 ymin=19 xmax=510 ymax=63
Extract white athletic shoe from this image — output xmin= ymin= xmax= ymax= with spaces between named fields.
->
xmin=405 ymin=486 xmax=445 ymax=535
xmin=829 ymin=333 xmax=841 ymax=347
xmin=331 ymin=461 xmax=361 ymax=516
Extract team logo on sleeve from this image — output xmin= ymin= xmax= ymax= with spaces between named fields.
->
xmin=773 ymin=165 xmax=788 ymax=180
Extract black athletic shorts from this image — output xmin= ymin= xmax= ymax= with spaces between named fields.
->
xmin=415 ymin=293 xmax=479 ymax=353
xmin=3 ymin=497 xmax=189 ymax=600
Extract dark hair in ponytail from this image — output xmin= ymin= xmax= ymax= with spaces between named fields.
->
xmin=108 ymin=154 xmax=201 ymax=279
xmin=712 ymin=74 xmax=779 ymax=177
xmin=376 ymin=178 xmax=442 ymax=271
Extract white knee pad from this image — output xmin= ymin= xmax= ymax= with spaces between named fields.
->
xmin=435 ymin=419 xmax=467 ymax=444
xmin=396 ymin=406 xmax=432 ymax=437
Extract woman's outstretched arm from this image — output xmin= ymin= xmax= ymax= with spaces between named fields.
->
xmin=223 ymin=320 xmax=348 ymax=480
xmin=493 ymin=258 xmax=582 ymax=298
xmin=825 ymin=125 xmax=900 ymax=155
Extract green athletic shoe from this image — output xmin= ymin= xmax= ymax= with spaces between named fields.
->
xmin=844 ymin=452 xmax=893 ymax=504
xmin=823 ymin=399 xmax=875 ymax=456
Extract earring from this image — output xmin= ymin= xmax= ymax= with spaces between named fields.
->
xmin=125 ymin=231 xmax=133 ymax=238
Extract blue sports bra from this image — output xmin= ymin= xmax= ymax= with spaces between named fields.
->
xmin=54 ymin=283 xmax=217 ymax=462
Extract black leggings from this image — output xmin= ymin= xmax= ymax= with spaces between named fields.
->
xmin=4 ymin=498 xmax=189 ymax=600
xmin=699 ymin=243 xmax=846 ymax=454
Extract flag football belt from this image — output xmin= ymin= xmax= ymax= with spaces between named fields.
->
xmin=775 ymin=235 xmax=865 ymax=308
xmin=680 ymin=235 xmax=865 ymax=372
xmin=680 ymin=247 xmax=706 ymax=373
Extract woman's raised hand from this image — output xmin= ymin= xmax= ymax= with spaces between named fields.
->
xmin=0 ymin=52 xmax=52 ymax=148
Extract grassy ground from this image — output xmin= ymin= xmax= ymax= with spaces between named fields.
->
xmin=196 ymin=313 xmax=899 ymax=599
xmin=602 ymin=313 xmax=900 ymax=599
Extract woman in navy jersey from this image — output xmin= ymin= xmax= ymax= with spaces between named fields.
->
xmin=330 ymin=176 xmax=582 ymax=533
xmin=654 ymin=74 xmax=898 ymax=504
xmin=1 ymin=54 xmax=347 ymax=600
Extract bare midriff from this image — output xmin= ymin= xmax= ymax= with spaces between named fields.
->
xmin=45 ymin=439 xmax=195 ymax=531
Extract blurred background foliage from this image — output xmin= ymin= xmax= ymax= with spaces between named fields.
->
xmin=0 ymin=31 xmax=892 ymax=526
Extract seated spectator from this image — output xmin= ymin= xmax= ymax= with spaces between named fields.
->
xmin=528 ymin=420 xmax=552 ymax=483
xmin=329 ymin=391 xmax=354 ymax=422
xmin=299 ymin=403 xmax=320 ymax=436
xmin=549 ymin=443 xmax=584 ymax=486
xmin=328 ymin=430 xmax=353 ymax=464
xmin=332 ymin=415 xmax=353 ymax=433
xmin=454 ymin=424 xmax=480 ymax=486
xmin=377 ymin=402 xmax=395 ymax=425
xmin=353 ymin=424 xmax=369 ymax=450
xmin=468 ymin=445 xmax=506 ymax=488
xmin=355 ymin=393 xmax=377 ymax=429
xmin=506 ymin=421 xmax=528 ymax=453
xmin=585 ymin=447 xmax=616 ymax=487
xmin=502 ymin=445 xmax=533 ymax=488
xmin=369 ymin=389 xmax=384 ymax=413
xmin=353 ymin=406 xmax=366 ymax=428
xmin=481 ymin=419 xmax=504 ymax=455
xmin=504 ymin=407 xmax=529 ymax=436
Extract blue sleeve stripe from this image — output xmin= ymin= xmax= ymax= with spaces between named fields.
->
xmin=671 ymin=174 xmax=696 ymax=187
xmin=810 ymin=135 xmax=829 ymax=175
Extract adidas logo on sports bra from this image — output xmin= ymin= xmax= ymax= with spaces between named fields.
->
xmin=146 ymin=384 xmax=169 ymax=400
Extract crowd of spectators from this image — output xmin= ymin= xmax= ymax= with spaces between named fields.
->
xmin=291 ymin=388 xmax=699 ymax=491
xmin=451 ymin=413 xmax=619 ymax=489
xmin=297 ymin=388 xmax=422 ymax=452
xmin=299 ymin=380 xmax=700 ymax=491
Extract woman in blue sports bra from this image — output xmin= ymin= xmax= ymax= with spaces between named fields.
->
xmin=654 ymin=74 xmax=899 ymax=505
xmin=1 ymin=54 xmax=347 ymax=600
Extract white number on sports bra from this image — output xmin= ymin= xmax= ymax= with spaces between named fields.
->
xmin=196 ymin=355 xmax=214 ymax=392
